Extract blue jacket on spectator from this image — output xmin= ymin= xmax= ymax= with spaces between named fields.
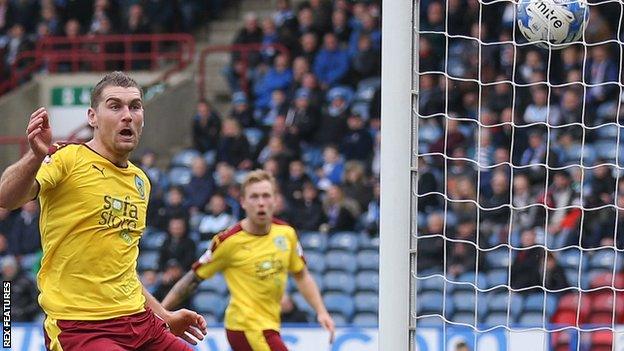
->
xmin=254 ymin=67 xmax=293 ymax=110
xmin=313 ymin=47 xmax=350 ymax=87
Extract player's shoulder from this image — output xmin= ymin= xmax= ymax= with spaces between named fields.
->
xmin=271 ymin=218 xmax=297 ymax=235
xmin=127 ymin=161 xmax=151 ymax=181
xmin=42 ymin=142 xmax=82 ymax=164
xmin=213 ymin=222 xmax=244 ymax=248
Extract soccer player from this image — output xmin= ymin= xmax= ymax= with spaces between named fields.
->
xmin=162 ymin=169 xmax=335 ymax=351
xmin=0 ymin=72 xmax=207 ymax=350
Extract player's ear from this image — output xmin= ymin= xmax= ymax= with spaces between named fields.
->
xmin=87 ymin=107 xmax=97 ymax=128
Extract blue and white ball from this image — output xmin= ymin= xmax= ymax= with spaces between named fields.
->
xmin=517 ymin=0 xmax=589 ymax=49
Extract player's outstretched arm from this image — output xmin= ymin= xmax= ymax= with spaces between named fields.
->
xmin=142 ymin=286 xmax=207 ymax=345
xmin=293 ymin=267 xmax=336 ymax=343
xmin=162 ymin=270 xmax=203 ymax=310
xmin=0 ymin=108 xmax=52 ymax=210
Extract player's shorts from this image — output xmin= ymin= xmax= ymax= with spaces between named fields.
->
xmin=42 ymin=308 xmax=193 ymax=351
xmin=226 ymin=329 xmax=288 ymax=351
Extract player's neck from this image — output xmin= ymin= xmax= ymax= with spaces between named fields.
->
xmin=85 ymin=139 xmax=129 ymax=168
xmin=241 ymin=218 xmax=271 ymax=236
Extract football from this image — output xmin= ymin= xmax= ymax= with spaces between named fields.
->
xmin=517 ymin=0 xmax=589 ymax=49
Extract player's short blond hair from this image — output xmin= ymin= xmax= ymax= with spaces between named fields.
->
xmin=241 ymin=169 xmax=277 ymax=197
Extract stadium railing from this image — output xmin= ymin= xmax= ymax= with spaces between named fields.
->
xmin=0 ymin=33 xmax=196 ymax=97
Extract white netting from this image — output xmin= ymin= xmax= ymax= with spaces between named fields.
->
xmin=412 ymin=0 xmax=624 ymax=350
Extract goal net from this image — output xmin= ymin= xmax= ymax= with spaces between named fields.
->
xmin=412 ymin=0 xmax=624 ymax=350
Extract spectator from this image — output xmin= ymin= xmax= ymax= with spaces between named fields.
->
xmin=331 ymin=9 xmax=351 ymax=45
xmin=0 ymin=234 xmax=9 ymax=258
xmin=230 ymin=91 xmax=255 ymax=129
xmin=511 ymin=173 xmax=540 ymax=234
xmin=296 ymin=6 xmax=322 ymax=37
xmin=185 ymin=157 xmax=215 ymax=214
xmin=523 ymin=86 xmax=560 ymax=125
xmin=123 ymin=4 xmax=151 ymax=70
xmin=322 ymin=184 xmax=358 ymax=233
xmin=216 ymin=118 xmax=253 ymax=170
xmin=258 ymin=89 xmax=290 ymax=128
xmin=361 ymin=181 xmax=380 ymax=236
xmin=296 ymin=32 xmax=319 ymax=66
xmin=285 ymin=88 xmax=320 ymax=143
xmin=313 ymin=32 xmax=350 ymax=89
xmin=260 ymin=17 xmax=280 ymax=64
xmin=153 ymin=259 xmax=190 ymax=309
xmin=417 ymin=213 xmax=445 ymax=274
xmin=0 ymin=207 xmax=13 ymax=234
xmin=510 ymin=229 xmax=545 ymax=292
xmin=341 ymin=112 xmax=373 ymax=162
xmin=538 ymin=170 xmax=582 ymax=249
xmin=156 ymin=186 xmax=189 ymax=230
xmin=253 ymin=54 xmax=293 ymax=113
xmin=342 ymin=161 xmax=372 ymax=212
xmin=316 ymin=145 xmax=345 ymax=190
xmin=447 ymin=218 xmax=479 ymax=278
xmin=273 ymin=0 xmax=297 ymax=30
xmin=0 ymin=0 xmax=15 ymax=36
xmin=542 ymin=252 xmax=569 ymax=290
xmin=1 ymin=24 xmax=33 ymax=70
xmin=280 ymin=293 xmax=309 ymax=323
xmin=158 ymin=216 xmax=197 ymax=271
xmin=0 ymin=256 xmax=39 ymax=321
xmin=257 ymin=136 xmax=295 ymax=179
xmin=283 ymin=159 xmax=312 ymax=202
xmin=198 ymin=193 xmax=236 ymax=240
xmin=292 ymin=181 xmax=325 ymax=232
xmin=232 ymin=12 xmax=263 ymax=66
xmin=8 ymin=200 xmax=40 ymax=255
xmin=192 ymin=100 xmax=222 ymax=153
xmin=314 ymin=87 xmax=351 ymax=146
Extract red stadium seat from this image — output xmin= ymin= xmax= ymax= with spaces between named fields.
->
xmin=551 ymin=293 xmax=591 ymax=325
xmin=591 ymin=330 xmax=613 ymax=349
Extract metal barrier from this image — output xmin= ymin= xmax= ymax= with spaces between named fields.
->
xmin=197 ymin=42 xmax=289 ymax=98
xmin=0 ymin=33 xmax=195 ymax=96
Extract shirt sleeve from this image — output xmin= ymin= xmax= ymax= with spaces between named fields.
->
xmin=35 ymin=148 xmax=72 ymax=196
xmin=288 ymin=229 xmax=306 ymax=274
xmin=193 ymin=236 xmax=229 ymax=280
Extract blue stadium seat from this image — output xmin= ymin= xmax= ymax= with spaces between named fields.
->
xmin=140 ymin=231 xmax=167 ymax=250
xmin=453 ymin=291 xmax=487 ymax=317
xmin=352 ymin=313 xmax=378 ymax=327
xmin=137 ymin=251 xmax=159 ymax=271
xmin=196 ymin=240 xmax=211 ymax=258
xmin=171 ymin=149 xmax=201 ymax=168
xmin=589 ymin=249 xmax=617 ymax=270
xmin=558 ymin=249 xmax=582 ymax=269
xmin=324 ymin=293 xmax=355 ymax=320
xmin=292 ymin=293 xmax=314 ymax=316
xmin=417 ymin=291 xmax=445 ymax=315
xmin=453 ymin=272 xmax=488 ymax=291
xmin=418 ymin=275 xmax=446 ymax=293
xmin=451 ymin=311 xmax=477 ymax=326
xmin=416 ymin=315 xmax=445 ymax=327
xmin=545 ymin=293 xmax=560 ymax=318
xmin=483 ymin=312 xmax=510 ymax=327
xmin=485 ymin=249 xmax=511 ymax=270
xmin=486 ymin=270 xmax=508 ymax=288
xmin=357 ymin=249 xmax=379 ymax=271
xmin=301 ymin=147 xmax=324 ymax=169
xmin=168 ymin=167 xmax=192 ymax=186
xmin=524 ymin=293 xmax=545 ymax=313
xmin=355 ymin=77 xmax=381 ymax=102
xmin=325 ymin=251 xmax=358 ymax=273
xmin=356 ymin=271 xmax=379 ymax=292
xmin=331 ymin=313 xmax=349 ymax=327
xmin=191 ymin=292 xmax=226 ymax=318
xmin=198 ymin=273 xmax=228 ymax=295
xmin=517 ymin=312 xmax=545 ymax=327
xmin=299 ymin=232 xmax=328 ymax=252
xmin=203 ymin=150 xmax=216 ymax=166
xmin=201 ymin=314 xmax=219 ymax=326
xmin=565 ymin=268 xmax=580 ymax=288
xmin=354 ymin=292 xmax=378 ymax=314
xmin=305 ymin=251 xmax=326 ymax=273
xmin=328 ymin=232 xmax=359 ymax=252
xmin=323 ymin=271 xmax=356 ymax=294
xmin=326 ymin=86 xmax=354 ymax=104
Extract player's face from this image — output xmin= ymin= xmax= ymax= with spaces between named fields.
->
xmin=89 ymin=86 xmax=144 ymax=157
xmin=241 ymin=180 xmax=276 ymax=227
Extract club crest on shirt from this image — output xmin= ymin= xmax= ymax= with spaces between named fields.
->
xmin=273 ymin=235 xmax=288 ymax=252
xmin=134 ymin=175 xmax=145 ymax=199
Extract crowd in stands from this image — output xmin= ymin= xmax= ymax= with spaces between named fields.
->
xmin=0 ymin=0 xmax=382 ymax=325
xmin=415 ymin=0 xmax=624 ymax=341
xmin=0 ymin=0 xmax=222 ymax=80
